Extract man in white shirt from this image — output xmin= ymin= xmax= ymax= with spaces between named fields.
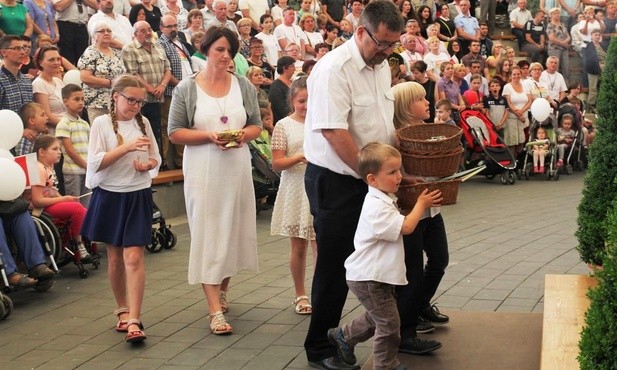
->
xmin=303 ymin=2 xmax=440 ymax=369
xmin=509 ymin=0 xmax=532 ymax=49
xmin=273 ymin=7 xmax=307 ymax=59
xmin=398 ymin=34 xmax=422 ymax=79
xmin=200 ymin=0 xmax=216 ymax=27
xmin=205 ymin=0 xmax=239 ymax=33
xmin=239 ymin=0 xmax=269 ymax=33
xmin=113 ymin=0 xmax=131 ymax=16
xmin=88 ymin=0 xmax=134 ymax=48
xmin=539 ymin=56 xmax=567 ymax=102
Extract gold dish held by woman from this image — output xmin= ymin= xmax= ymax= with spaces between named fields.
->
xmin=218 ymin=130 xmax=243 ymax=147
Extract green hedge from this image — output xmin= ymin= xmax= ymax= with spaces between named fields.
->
xmin=578 ymin=193 xmax=617 ymax=369
xmin=576 ymin=37 xmax=617 ymax=266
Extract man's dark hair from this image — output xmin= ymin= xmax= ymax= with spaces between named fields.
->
xmin=359 ymin=0 xmax=404 ymax=34
xmin=0 ymin=35 xmax=21 ymax=50
xmin=411 ymin=60 xmax=427 ymax=73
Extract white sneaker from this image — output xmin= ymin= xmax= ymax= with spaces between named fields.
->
xmin=77 ymin=242 xmax=91 ymax=262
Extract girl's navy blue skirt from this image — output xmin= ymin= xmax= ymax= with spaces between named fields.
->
xmin=81 ymin=187 xmax=152 ymax=247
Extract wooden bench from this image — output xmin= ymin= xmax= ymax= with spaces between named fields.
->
xmin=152 ymin=169 xmax=183 ymax=186
xmin=541 ymin=274 xmax=597 ymax=370
xmin=492 ymin=34 xmax=517 ymax=41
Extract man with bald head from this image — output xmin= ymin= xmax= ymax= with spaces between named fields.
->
xmin=121 ymin=21 xmax=172 ymax=161
xmin=205 ymin=0 xmax=238 ymax=32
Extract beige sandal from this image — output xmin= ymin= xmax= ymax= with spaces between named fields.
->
xmin=220 ymin=290 xmax=229 ymax=313
xmin=209 ymin=311 xmax=233 ymax=335
xmin=293 ymin=295 xmax=312 ymax=315
xmin=114 ymin=307 xmax=129 ymax=332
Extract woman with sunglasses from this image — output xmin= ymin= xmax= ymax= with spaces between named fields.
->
xmin=78 ymin=21 xmax=127 ymax=122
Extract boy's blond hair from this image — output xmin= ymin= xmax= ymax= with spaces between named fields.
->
xmin=392 ymin=81 xmax=426 ymax=129
xmin=358 ymin=142 xmax=401 ymax=183
xmin=19 ymin=102 xmax=44 ymax=129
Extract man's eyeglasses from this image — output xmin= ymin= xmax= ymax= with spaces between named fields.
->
xmin=364 ymin=27 xmax=400 ymax=51
xmin=161 ymin=24 xmax=178 ymax=28
xmin=120 ymin=94 xmax=146 ymax=107
xmin=3 ymin=46 xmax=29 ymax=52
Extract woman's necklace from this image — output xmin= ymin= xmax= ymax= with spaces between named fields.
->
xmin=215 ymin=95 xmax=228 ymax=124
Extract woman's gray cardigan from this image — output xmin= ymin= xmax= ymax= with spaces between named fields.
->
xmin=167 ymin=72 xmax=262 ymax=136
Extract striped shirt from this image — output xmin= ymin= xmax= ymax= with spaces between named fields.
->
xmin=55 ymin=114 xmax=90 ymax=175
xmin=0 ymin=66 xmax=33 ymax=113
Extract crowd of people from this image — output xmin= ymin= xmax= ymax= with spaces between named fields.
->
xmin=0 ymin=0 xmax=610 ymax=367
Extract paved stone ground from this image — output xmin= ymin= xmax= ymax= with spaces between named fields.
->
xmin=1 ymin=171 xmax=588 ymax=370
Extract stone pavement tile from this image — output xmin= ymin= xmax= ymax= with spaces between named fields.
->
xmin=3 ymin=338 xmax=49 ymax=360
xmin=137 ymin=341 xmax=189 ymax=359
xmin=273 ymin=328 xmax=309 ymax=347
xmin=191 ymin=332 xmax=243 ymax=350
xmin=508 ymin=287 xmax=546 ymax=300
xmin=232 ymin=331 xmax=282 ymax=350
xmin=147 ymin=320 xmax=192 ymax=338
xmin=200 ymin=347 xmax=261 ymax=369
xmin=166 ymin=348 xmax=220 ymax=367
xmin=443 ymin=285 xmax=483 ymax=297
xmin=505 ymin=261 xmax=545 ymax=275
xmin=501 ymin=297 xmax=539 ymax=307
xmin=474 ymin=289 xmax=511 ymax=301
xmin=39 ymin=333 xmax=95 ymax=351
xmin=164 ymin=326 xmax=210 ymax=344
xmin=235 ymin=307 xmax=281 ymax=323
xmin=467 ymin=268 xmax=506 ymax=279
xmin=461 ymin=299 xmax=502 ymax=311
xmin=432 ymin=295 xmax=471 ymax=309
xmin=241 ymin=345 xmax=304 ymax=370
xmin=115 ymin=357 xmax=169 ymax=369
xmin=454 ymin=276 xmax=493 ymax=287
xmin=484 ymin=275 xmax=528 ymax=290
xmin=12 ymin=348 xmax=64 ymax=367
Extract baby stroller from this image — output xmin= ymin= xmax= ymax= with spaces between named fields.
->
xmin=558 ymin=103 xmax=586 ymax=174
xmin=248 ymin=142 xmax=279 ymax=214
xmin=459 ymin=110 xmax=518 ymax=185
xmin=146 ymin=197 xmax=177 ymax=253
xmin=522 ymin=117 xmax=559 ymax=181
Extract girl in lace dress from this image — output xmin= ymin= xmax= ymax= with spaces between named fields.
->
xmin=270 ymin=76 xmax=316 ymax=315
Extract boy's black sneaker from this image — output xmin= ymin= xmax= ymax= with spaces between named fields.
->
xmin=327 ymin=328 xmax=356 ymax=365
xmin=398 ymin=337 xmax=442 ymax=355
xmin=415 ymin=316 xmax=435 ymax=333
xmin=420 ymin=304 xmax=450 ymax=324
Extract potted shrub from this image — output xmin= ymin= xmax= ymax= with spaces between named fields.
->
xmin=576 ymin=37 xmax=617 ymax=266
xmin=578 ymin=194 xmax=617 ymax=368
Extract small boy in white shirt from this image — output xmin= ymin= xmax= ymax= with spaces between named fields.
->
xmin=328 ymin=142 xmax=442 ymax=370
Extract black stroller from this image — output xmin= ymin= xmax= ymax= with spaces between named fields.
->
xmin=146 ymin=197 xmax=177 ymax=253
xmin=248 ymin=142 xmax=279 ymax=214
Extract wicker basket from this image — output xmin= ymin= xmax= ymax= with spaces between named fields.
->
xmin=397 ymin=124 xmax=463 ymax=152
xmin=396 ymin=179 xmax=461 ymax=212
xmin=402 ymin=147 xmax=463 ymax=177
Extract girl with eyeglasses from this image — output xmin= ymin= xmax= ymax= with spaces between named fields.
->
xmin=82 ymin=74 xmax=161 ymax=344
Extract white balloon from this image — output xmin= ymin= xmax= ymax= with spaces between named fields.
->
xmin=0 ymin=158 xmax=26 ymax=201
xmin=63 ymin=69 xmax=81 ymax=86
xmin=0 ymin=110 xmax=24 ymax=150
xmin=0 ymin=148 xmax=14 ymax=160
xmin=530 ymin=98 xmax=551 ymax=122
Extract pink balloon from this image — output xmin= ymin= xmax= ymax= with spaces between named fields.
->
xmin=463 ymin=90 xmax=479 ymax=106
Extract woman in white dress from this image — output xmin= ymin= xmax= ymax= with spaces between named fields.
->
xmin=270 ymin=76 xmax=316 ymax=315
xmin=168 ymin=26 xmax=262 ymax=335
xmin=502 ymin=65 xmax=532 ymax=157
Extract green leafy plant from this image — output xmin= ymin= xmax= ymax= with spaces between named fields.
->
xmin=576 ymin=37 xmax=617 ymax=266
xmin=578 ymin=194 xmax=617 ymax=369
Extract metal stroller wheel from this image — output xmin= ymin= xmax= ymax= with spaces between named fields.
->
xmin=565 ymin=164 xmax=573 ymax=175
xmin=485 ymin=174 xmax=495 ymax=180
xmin=2 ymin=294 xmax=13 ymax=319
xmin=162 ymin=227 xmax=177 ymax=249
xmin=33 ymin=279 xmax=54 ymax=292
xmin=79 ymin=270 xmax=89 ymax=279
xmin=524 ymin=163 xmax=531 ymax=180
xmin=546 ymin=170 xmax=551 ymax=180
xmin=0 ymin=298 xmax=6 ymax=319
xmin=146 ymin=230 xmax=165 ymax=253
xmin=507 ymin=170 xmax=516 ymax=185
xmin=500 ymin=172 xmax=508 ymax=185
xmin=554 ymin=169 xmax=560 ymax=181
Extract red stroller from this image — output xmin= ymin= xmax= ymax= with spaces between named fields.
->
xmin=459 ymin=110 xmax=518 ymax=185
